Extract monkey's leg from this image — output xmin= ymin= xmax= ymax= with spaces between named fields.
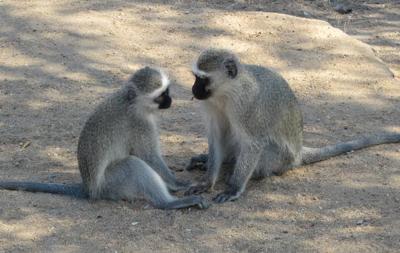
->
xmin=252 ymin=142 xmax=294 ymax=179
xmin=213 ymin=143 xmax=262 ymax=203
xmin=147 ymin=155 xmax=192 ymax=192
xmin=103 ymin=156 xmax=209 ymax=209
xmin=186 ymin=154 xmax=208 ymax=171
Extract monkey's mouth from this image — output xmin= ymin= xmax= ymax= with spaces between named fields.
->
xmin=158 ymin=96 xmax=172 ymax=109
xmin=192 ymin=76 xmax=212 ymax=100
xmin=192 ymin=89 xmax=211 ymax=100
xmin=192 ymin=75 xmax=211 ymax=100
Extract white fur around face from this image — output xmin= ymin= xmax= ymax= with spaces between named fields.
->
xmin=192 ymin=63 xmax=210 ymax=78
xmin=149 ymin=69 xmax=170 ymax=99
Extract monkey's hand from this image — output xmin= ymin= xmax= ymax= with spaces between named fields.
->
xmin=213 ymin=187 xmax=241 ymax=203
xmin=195 ymin=196 xmax=211 ymax=209
xmin=186 ymin=154 xmax=208 ymax=171
xmin=184 ymin=181 xmax=212 ymax=195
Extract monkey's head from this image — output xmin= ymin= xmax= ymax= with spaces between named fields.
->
xmin=129 ymin=66 xmax=172 ymax=111
xmin=191 ymin=48 xmax=240 ymax=100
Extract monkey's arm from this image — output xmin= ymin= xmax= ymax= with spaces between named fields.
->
xmin=213 ymin=142 xmax=262 ymax=203
xmin=146 ymin=152 xmax=191 ymax=192
xmin=185 ymin=133 xmax=224 ymax=195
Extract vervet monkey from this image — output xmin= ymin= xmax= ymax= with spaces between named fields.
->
xmin=186 ymin=48 xmax=400 ymax=203
xmin=0 ymin=67 xmax=208 ymax=210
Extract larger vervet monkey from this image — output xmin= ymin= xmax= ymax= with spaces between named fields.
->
xmin=186 ymin=48 xmax=400 ymax=203
xmin=0 ymin=67 xmax=208 ymax=210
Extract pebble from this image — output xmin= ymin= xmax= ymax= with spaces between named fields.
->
xmin=334 ymin=4 xmax=352 ymax=14
xmin=356 ymin=219 xmax=367 ymax=226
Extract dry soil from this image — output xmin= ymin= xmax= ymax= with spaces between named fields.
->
xmin=0 ymin=1 xmax=399 ymax=252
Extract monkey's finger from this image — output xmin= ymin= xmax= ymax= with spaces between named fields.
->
xmin=197 ymin=198 xmax=211 ymax=209
xmin=184 ymin=184 xmax=209 ymax=196
xmin=213 ymin=191 xmax=239 ymax=203
xmin=213 ymin=193 xmax=229 ymax=203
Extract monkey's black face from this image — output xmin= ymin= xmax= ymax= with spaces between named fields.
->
xmin=192 ymin=75 xmax=212 ymax=100
xmin=154 ymin=88 xmax=172 ymax=109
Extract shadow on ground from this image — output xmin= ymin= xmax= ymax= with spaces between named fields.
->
xmin=0 ymin=1 xmax=399 ymax=252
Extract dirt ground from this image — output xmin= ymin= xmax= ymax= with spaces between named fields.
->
xmin=0 ymin=0 xmax=399 ymax=252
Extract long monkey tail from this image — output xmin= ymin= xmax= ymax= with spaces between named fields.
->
xmin=0 ymin=181 xmax=88 ymax=198
xmin=301 ymin=132 xmax=400 ymax=165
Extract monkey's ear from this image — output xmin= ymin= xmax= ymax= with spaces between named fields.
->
xmin=223 ymin=58 xmax=238 ymax=79
xmin=126 ymin=85 xmax=137 ymax=103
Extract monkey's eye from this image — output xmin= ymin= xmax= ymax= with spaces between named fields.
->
xmin=154 ymin=95 xmax=163 ymax=104
xmin=195 ymin=75 xmax=210 ymax=87
xmin=153 ymin=88 xmax=169 ymax=104
xmin=154 ymin=88 xmax=172 ymax=109
xmin=163 ymin=88 xmax=169 ymax=96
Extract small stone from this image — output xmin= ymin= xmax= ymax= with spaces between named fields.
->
xmin=334 ymin=4 xmax=352 ymax=14
xmin=356 ymin=219 xmax=366 ymax=225
xmin=20 ymin=141 xmax=31 ymax=149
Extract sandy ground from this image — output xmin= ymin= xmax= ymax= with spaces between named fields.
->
xmin=0 ymin=1 xmax=399 ymax=252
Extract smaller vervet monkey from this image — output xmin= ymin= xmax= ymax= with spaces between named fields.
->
xmin=0 ymin=67 xmax=208 ymax=210
xmin=186 ymin=48 xmax=400 ymax=203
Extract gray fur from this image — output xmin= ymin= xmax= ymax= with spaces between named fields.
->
xmin=0 ymin=182 xmax=86 ymax=198
xmin=129 ymin=66 xmax=163 ymax=94
xmin=302 ymin=133 xmax=400 ymax=164
xmin=0 ymin=67 xmax=208 ymax=210
xmin=186 ymin=48 xmax=400 ymax=203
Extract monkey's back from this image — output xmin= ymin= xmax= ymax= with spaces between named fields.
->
xmin=77 ymin=88 xmax=134 ymax=196
xmin=245 ymin=65 xmax=303 ymax=155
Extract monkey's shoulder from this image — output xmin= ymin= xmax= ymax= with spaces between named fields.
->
xmin=244 ymin=64 xmax=289 ymax=87
xmin=243 ymin=64 xmax=297 ymax=101
xmin=78 ymin=88 xmax=139 ymax=144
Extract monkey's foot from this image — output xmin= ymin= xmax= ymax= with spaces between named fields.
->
xmin=213 ymin=189 xmax=241 ymax=203
xmin=186 ymin=154 xmax=208 ymax=171
xmin=185 ymin=183 xmax=211 ymax=195
xmin=162 ymin=195 xmax=210 ymax=210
